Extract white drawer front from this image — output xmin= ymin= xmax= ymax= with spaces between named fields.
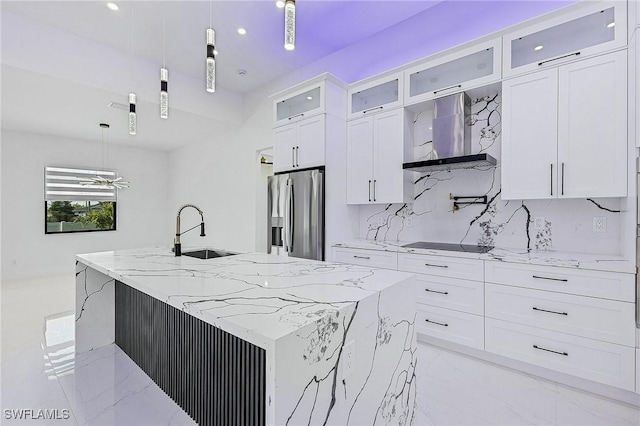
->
xmin=413 ymin=275 xmax=484 ymax=315
xmin=486 ymin=318 xmax=636 ymax=391
xmin=485 ymin=261 xmax=635 ymax=302
xmin=332 ymin=247 xmax=397 ymax=270
xmin=398 ymin=252 xmax=483 ymax=281
xmin=485 ymin=283 xmax=636 ymax=346
xmin=416 ymin=305 xmax=484 ymax=349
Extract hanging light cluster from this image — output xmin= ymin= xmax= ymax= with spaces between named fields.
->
xmin=284 ymin=0 xmax=295 ymax=50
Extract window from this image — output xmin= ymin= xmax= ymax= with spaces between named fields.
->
xmin=45 ymin=166 xmax=117 ymax=234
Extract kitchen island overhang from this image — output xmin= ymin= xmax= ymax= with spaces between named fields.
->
xmin=75 ymin=248 xmax=418 ymax=425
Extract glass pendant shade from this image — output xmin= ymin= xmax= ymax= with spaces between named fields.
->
xmin=160 ymin=67 xmax=168 ymax=119
xmin=128 ymin=92 xmax=137 ymax=135
xmin=284 ymin=0 xmax=295 ymax=50
xmin=206 ymin=28 xmax=216 ymax=93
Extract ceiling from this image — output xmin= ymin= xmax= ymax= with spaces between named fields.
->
xmin=0 ymin=1 xmax=576 ymax=151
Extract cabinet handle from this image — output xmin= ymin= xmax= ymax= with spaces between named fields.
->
xmin=550 ymin=164 xmax=553 ymax=196
xmin=288 ymin=113 xmax=305 ymax=120
xmin=532 ymin=307 xmax=568 ymax=316
xmin=353 ymin=255 xmax=370 ymax=260
xmin=424 ymin=263 xmax=448 ymax=269
xmin=533 ymin=344 xmax=568 ymax=356
xmin=292 ymin=147 xmax=296 ymax=167
xmin=532 ymin=275 xmax=568 ymax=282
xmin=295 ymin=146 xmax=299 ymax=167
xmin=368 ymin=180 xmax=372 ymax=202
xmin=425 ymin=318 xmax=448 ymax=327
xmin=433 ymin=84 xmax=462 ymax=95
xmin=373 ymin=179 xmax=377 ymax=201
xmin=538 ymin=51 xmax=580 ymax=67
xmin=363 ymin=106 xmax=384 ymax=114
xmin=561 ymin=163 xmax=565 ymax=196
xmin=424 ymin=288 xmax=448 ymax=295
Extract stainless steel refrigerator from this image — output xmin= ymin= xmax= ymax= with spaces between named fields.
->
xmin=267 ymin=169 xmax=324 ymax=260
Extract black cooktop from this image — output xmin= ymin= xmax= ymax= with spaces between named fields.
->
xmin=401 ymin=242 xmax=493 ymax=254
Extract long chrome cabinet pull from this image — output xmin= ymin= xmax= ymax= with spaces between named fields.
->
xmin=292 ymin=147 xmax=295 ymax=168
xmin=425 ymin=318 xmax=448 ymax=327
xmin=368 ymin=180 xmax=372 ymax=202
xmin=425 ymin=288 xmax=448 ymax=295
xmin=424 ymin=263 xmax=448 ymax=269
xmin=288 ymin=113 xmax=305 ymax=120
xmin=561 ymin=163 xmax=565 ymax=196
xmin=533 ymin=344 xmax=568 ymax=356
xmin=532 ymin=275 xmax=568 ymax=282
xmin=550 ymin=164 xmax=553 ymax=196
xmin=373 ymin=179 xmax=377 ymax=201
xmin=353 ymin=255 xmax=370 ymax=260
xmin=433 ymin=84 xmax=462 ymax=95
xmin=295 ymin=146 xmax=299 ymax=167
xmin=532 ymin=307 xmax=568 ymax=316
xmin=363 ymin=106 xmax=383 ymax=114
xmin=538 ymin=51 xmax=580 ymax=66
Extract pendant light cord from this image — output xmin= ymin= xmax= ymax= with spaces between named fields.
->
xmin=131 ymin=8 xmax=135 ymax=92
xmin=163 ymin=15 xmax=166 ymax=68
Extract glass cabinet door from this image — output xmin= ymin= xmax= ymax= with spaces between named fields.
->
xmin=404 ymin=39 xmax=501 ymax=104
xmin=503 ymin=2 xmax=626 ymax=77
xmin=275 ymin=86 xmax=322 ymax=123
xmin=349 ymin=74 xmax=402 ymax=119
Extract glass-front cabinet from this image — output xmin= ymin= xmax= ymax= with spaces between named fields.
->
xmin=347 ymin=73 xmax=403 ymax=120
xmin=503 ymin=1 xmax=626 ymax=77
xmin=274 ymin=86 xmax=323 ymax=125
xmin=404 ymin=39 xmax=501 ymax=105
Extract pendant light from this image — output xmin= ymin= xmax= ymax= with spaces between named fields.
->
xmin=81 ymin=124 xmax=130 ymax=189
xmin=160 ymin=15 xmax=168 ymax=119
xmin=128 ymin=8 xmax=137 ymax=135
xmin=206 ymin=1 xmax=216 ymax=93
xmin=284 ymin=0 xmax=295 ymax=50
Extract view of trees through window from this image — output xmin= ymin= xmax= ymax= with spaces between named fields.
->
xmin=46 ymin=201 xmax=116 ymax=233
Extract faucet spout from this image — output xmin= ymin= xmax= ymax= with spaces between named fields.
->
xmin=174 ymin=204 xmax=205 ymax=256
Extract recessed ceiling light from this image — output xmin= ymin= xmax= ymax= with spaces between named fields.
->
xmin=607 ymin=22 xmax=615 ymax=28
xmin=534 ymin=45 xmax=543 ymax=51
xmin=106 ymin=2 xmax=119 ymax=11
xmin=306 ymin=96 xmax=313 ymax=100
xmin=237 ymin=28 xmax=247 ymax=35
xmin=275 ymin=1 xmax=285 ymax=8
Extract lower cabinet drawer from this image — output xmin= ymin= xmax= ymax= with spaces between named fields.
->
xmin=485 ymin=283 xmax=636 ymax=346
xmin=413 ymin=274 xmax=484 ymax=315
xmin=485 ymin=318 xmax=636 ymax=391
xmin=416 ymin=305 xmax=484 ymax=350
xmin=332 ymin=247 xmax=397 ymax=269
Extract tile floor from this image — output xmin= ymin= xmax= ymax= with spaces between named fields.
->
xmin=1 ymin=274 xmax=640 ymax=425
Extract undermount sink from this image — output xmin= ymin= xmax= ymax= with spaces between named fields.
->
xmin=182 ymin=249 xmax=238 ymax=259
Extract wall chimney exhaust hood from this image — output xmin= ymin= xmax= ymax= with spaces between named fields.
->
xmin=403 ymin=91 xmax=497 ymax=173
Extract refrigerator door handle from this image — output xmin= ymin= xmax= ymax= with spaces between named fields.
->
xmin=283 ymin=179 xmax=290 ymax=252
xmin=286 ymin=178 xmax=294 ymax=253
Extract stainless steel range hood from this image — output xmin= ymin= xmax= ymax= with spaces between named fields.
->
xmin=403 ymin=92 xmax=497 ymax=172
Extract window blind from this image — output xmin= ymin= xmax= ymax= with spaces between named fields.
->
xmin=45 ymin=166 xmax=117 ymax=202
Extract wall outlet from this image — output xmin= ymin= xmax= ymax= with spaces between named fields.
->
xmin=533 ymin=217 xmax=545 ymax=230
xmin=593 ymin=217 xmax=607 ymax=233
xmin=342 ymin=340 xmax=355 ymax=379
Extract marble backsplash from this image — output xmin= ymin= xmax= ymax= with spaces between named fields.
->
xmin=359 ymin=92 xmax=622 ymax=255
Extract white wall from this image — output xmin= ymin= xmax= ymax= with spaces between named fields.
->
xmin=1 ymin=130 xmax=171 ymax=281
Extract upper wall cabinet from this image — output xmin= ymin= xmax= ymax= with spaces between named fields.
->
xmin=347 ymin=73 xmax=403 ymax=120
xmin=271 ymin=73 xmax=347 ymax=127
xmin=403 ymin=39 xmax=501 ymax=105
xmin=503 ymin=1 xmax=627 ymax=78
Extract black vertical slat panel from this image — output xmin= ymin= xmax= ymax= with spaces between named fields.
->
xmin=114 ymin=281 xmax=266 ymax=426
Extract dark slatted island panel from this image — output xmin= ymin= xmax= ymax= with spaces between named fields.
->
xmin=114 ymin=281 xmax=266 ymax=426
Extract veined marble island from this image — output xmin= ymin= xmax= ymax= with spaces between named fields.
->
xmin=75 ymin=248 xmax=417 ymax=426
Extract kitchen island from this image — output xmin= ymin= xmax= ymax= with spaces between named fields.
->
xmin=75 ymin=248 xmax=417 ymax=426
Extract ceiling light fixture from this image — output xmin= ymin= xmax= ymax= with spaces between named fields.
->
xmin=237 ymin=28 xmax=247 ymax=35
xmin=284 ymin=0 xmax=295 ymax=50
xmin=81 ymin=124 xmax=130 ymax=189
xmin=275 ymin=1 xmax=285 ymax=8
xmin=206 ymin=1 xmax=216 ymax=93
xmin=534 ymin=45 xmax=543 ymax=51
xmin=160 ymin=15 xmax=168 ymax=119
xmin=129 ymin=8 xmax=137 ymax=135
xmin=106 ymin=2 xmax=119 ymax=11
xmin=607 ymin=22 xmax=615 ymax=28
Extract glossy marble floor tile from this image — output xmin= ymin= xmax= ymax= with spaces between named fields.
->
xmin=2 ymin=274 xmax=640 ymax=425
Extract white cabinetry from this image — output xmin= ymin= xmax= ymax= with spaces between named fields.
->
xmin=332 ymin=247 xmax=397 ymax=270
xmin=404 ymin=39 xmax=501 ymax=105
xmin=348 ymin=73 xmax=403 ymax=120
xmin=502 ymin=1 xmax=626 ymax=78
xmin=485 ymin=260 xmax=636 ymax=391
xmin=502 ymin=51 xmax=627 ymax=199
xmin=273 ymin=115 xmax=325 ymax=173
xmin=346 ymin=109 xmax=412 ymax=204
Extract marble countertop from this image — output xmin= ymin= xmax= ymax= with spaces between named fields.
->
xmin=76 ymin=247 xmax=414 ymax=350
xmin=333 ymin=240 xmax=636 ymax=274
